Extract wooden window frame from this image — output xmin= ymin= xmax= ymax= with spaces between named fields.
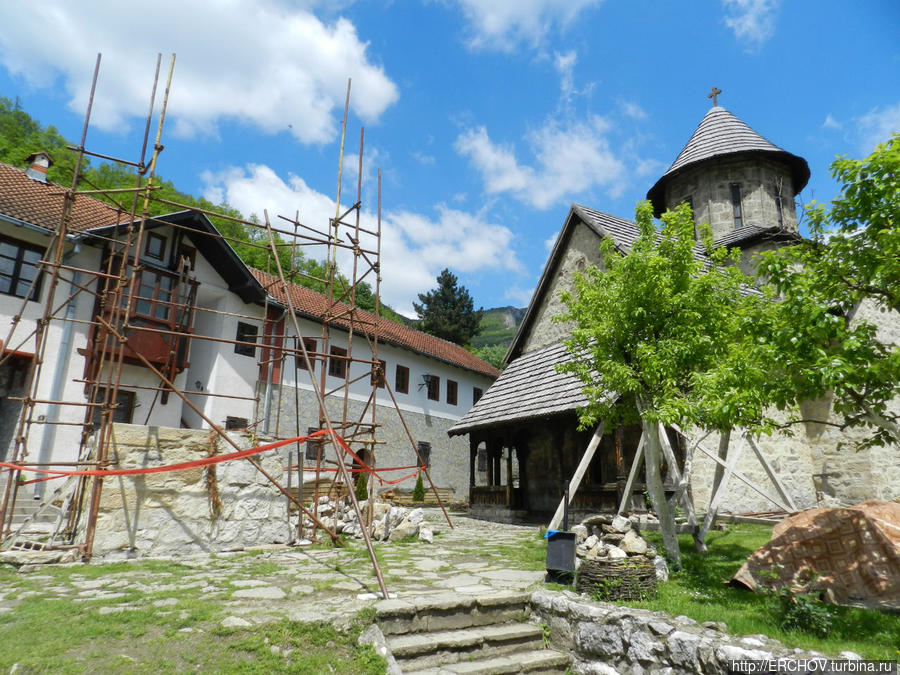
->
xmin=133 ymin=267 xmax=175 ymax=322
xmin=417 ymin=441 xmax=432 ymax=468
xmin=295 ymin=337 xmax=317 ymax=371
xmin=473 ymin=387 xmax=484 ymax=405
xmin=395 ymin=365 xmax=409 ymax=394
xmin=446 ymin=379 xmax=458 ymax=406
xmin=234 ymin=322 xmax=258 ymax=357
xmin=426 ymin=374 xmax=440 ymax=401
xmin=370 ymin=359 xmax=386 ymax=388
xmin=91 ymin=387 xmax=136 ymax=429
xmin=730 ymin=184 xmax=743 ymax=229
xmin=0 ymin=235 xmax=44 ymax=301
xmin=328 ymin=346 xmax=347 ymax=378
xmin=144 ymin=231 xmax=166 ymax=260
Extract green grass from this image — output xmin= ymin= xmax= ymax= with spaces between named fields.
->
xmin=602 ymin=524 xmax=900 ymax=659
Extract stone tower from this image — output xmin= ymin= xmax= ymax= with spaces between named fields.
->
xmin=646 ymin=106 xmax=810 ymax=258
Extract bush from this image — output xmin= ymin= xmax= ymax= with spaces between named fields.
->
xmin=778 ymin=591 xmax=833 ymax=638
xmin=355 ymin=473 xmax=369 ymax=502
xmin=412 ymin=473 xmax=425 ymax=502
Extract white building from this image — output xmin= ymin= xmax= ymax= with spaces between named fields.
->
xmin=0 ymin=156 xmax=498 ymax=503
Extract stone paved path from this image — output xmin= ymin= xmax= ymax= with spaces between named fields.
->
xmin=0 ymin=510 xmax=547 ymax=630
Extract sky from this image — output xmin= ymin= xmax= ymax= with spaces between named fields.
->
xmin=0 ymin=1 xmax=898 ymax=317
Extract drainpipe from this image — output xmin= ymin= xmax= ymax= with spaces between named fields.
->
xmin=261 ymin=309 xmax=286 ymax=435
xmin=34 ymin=242 xmax=81 ymax=499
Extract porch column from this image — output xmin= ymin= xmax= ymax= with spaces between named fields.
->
xmin=468 ymin=437 xmax=477 ymax=489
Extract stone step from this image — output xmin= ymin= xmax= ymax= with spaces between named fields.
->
xmin=404 ymin=648 xmax=570 ymax=674
xmin=388 ymin=622 xmax=543 ymax=670
xmin=376 ymin=591 xmax=531 ymax=636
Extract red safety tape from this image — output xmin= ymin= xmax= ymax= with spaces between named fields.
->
xmin=1 ymin=429 xmax=344 ymax=481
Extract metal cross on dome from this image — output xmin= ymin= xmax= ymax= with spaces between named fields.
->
xmin=708 ymin=86 xmax=722 ymax=106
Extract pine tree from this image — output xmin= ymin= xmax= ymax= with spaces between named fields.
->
xmin=412 ymin=473 xmax=425 ymax=502
xmin=413 ymin=268 xmax=483 ymax=346
xmin=355 ymin=472 xmax=369 ymax=502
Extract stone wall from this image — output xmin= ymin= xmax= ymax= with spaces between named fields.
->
xmin=86 ymin=423 xmax=293 ymax=560
xmin=530 ymin=590 xmax=845 ymax=674
xmin=663 ymin=156 xmax=799 ymax=241
xmin=266 ymin=384 xmax=471 ymax=502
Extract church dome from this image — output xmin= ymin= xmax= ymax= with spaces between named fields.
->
xmin=647 ymin=106 xmax=810 ymax=218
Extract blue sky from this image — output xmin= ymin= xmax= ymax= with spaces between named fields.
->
xmin=0 ymin=1 xmax=898 ymax=316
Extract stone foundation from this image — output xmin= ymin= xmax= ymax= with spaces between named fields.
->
xmin=86 ymin=423 xmax=292 ymax=560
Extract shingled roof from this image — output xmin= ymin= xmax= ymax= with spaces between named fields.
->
xmin=252 ymin=269 xmax=500 ymax=379
xmin=448 ymin=341 xmax=593 ymax=436
xmin=0 ymin=162 xmax=125 ymax=232
xmin=714 ymin=224 xmax=802 ymax=249
xmin=647 ymin=106 xmax=810 ymax=217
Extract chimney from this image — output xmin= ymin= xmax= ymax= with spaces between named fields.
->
xmin=25 ymin=151 xmax=53 ymax=183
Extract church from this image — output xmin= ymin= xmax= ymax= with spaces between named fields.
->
xmin=449 ymin=99 xmax=900 ymax=523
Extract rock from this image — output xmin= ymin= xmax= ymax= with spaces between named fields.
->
xmin=572 ymin=524 xmax=589 ymax=542
xmin=667 ymin=631 xmax=700 ymax=668
xmin=388 ymin=522 xmax=418 ymax=542
xmin=317 ymin=495 xmax=330 ymax=505
xmin=418 ymin=526 xmax=433 ymax=544
xmin=221 ymin=616 xmax=253 ymax=629
xmin=602 ymin=533 xmax=625 ymax=544
xmin=607 ymin=546 xmax=627 ymax=560
xmin=610 ymin=515 xmax=632 ymax=533
xmin=839 ymin=651 xmax=862 ymax=660
xmin=406 ymin=508 xmax=425 ymax=526
xmin=620 ymin=529 xmax=648 ymax=555
xmin=653 ymin=555 xmax=669 ymax=582
xmin=576 ymin=622 xmax=623 ymax=657
xmin=581 ymin=514 xmax=612 ymax=527
xmin=583 ymin=534 xmax=599 ymax=549
xmin=702 ymin=621 xmax=728 ymax=633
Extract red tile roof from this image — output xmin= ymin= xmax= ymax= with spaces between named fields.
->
xmin=252 ymin=269 xmax=500 ymax=379
xmin=0 ymin=162 xmax=127 ymax=232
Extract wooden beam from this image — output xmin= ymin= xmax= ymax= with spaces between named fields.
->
xmin=746 ymin=435 xmax=797 ymax=512
xmin=699 ymin=433 xmax=745 ymax=542
xmin=658 ymin=423 xmax=698 ymax=530
xmin=548 ymin=422 xmax=605 ymax=531
xmin=616 ymin=431 xmax=646 ymax=517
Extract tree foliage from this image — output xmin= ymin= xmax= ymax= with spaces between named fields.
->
xmin=751 ymin=135 xmax=900 ymax=448
xmin=413 ymin=268 xmax=483 ymax=346
xmin=555 ymin=201 xmax=764 ymax=563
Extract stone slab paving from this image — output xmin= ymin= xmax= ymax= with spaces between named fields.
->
xmin=0 ymin=511 xmax=547 ymax=631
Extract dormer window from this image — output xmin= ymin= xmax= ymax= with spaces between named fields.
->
xmin=730 ymin=184 xmax=743 ymax=229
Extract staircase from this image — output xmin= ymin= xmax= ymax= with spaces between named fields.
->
xmin=375 ymin=591 xmax=570 ymax=674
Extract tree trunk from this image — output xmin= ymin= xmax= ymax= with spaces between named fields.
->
xmin=638 ymin=398 xmax=681 ymax=567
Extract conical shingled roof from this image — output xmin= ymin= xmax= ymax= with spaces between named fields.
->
xmin=647 ymin=106 xmax=810 ymax=216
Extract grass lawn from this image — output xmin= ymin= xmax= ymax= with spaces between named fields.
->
xmin=610 ymin=523 xmax=900 ymax=660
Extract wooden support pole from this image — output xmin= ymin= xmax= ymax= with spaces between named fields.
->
xmin=642 ymin=415 xmax=680 ymax=566
xmin=547 ymin=422 xmax=605 ymax=531
xmin=746 ymin=436 xmax=797 ymax=512
xmin=698 ymin=433 xmax=745 ymax=543
xmin=616 ymin=431 xmax=646 ymax=517
xmin=658 ymin=423 xmax=703 ymax=551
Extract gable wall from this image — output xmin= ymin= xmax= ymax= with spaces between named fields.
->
xmin=518 ymin=221 xmax=605 ymax=355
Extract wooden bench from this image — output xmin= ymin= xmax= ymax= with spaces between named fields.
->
xmin=378 ymin=487 xmax=456 ymax=506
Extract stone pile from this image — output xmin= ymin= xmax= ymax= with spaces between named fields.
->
xmin=572 ymin=513 xmax=668 ymax=581
xmin=302 ymin=496 xmax=434 ymax=544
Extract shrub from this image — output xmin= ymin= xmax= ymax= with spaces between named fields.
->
xmin=412 ymin=473 xmax=425 ymax=502
xmin=778 ymin=591 xmax=833 ymax=638
xmin=355 ymin=472 xmax=369 ymax=502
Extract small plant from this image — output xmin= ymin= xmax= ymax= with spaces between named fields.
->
xmin=778 ymin=590 xmax=833 ymax=638
xmin=411 ymin=473 xmax=425 ymax=502
xmin=540 ymin=621 xmax=551 ymax=648
xmin=355 ymin=472 xmax=369 ymax=502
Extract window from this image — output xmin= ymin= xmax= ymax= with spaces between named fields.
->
xmin=370 ymin=359 xmax=386 ymax=388
xmin=305 ymin=426 xmax=322 ymax=461
xmin=0 ymin=237 xmax=43 ymax=300
xmin=328 ymin=346 xmax=347 ymax=378
xmin=446 ymin=379 xmax=458 ymax=406
xmin=730 ymin=184 xmax=743 ymax=229
xmin=417 ymin=441 xmax=431 ymax=468
xmin=295 ymin=337 xmax=317 ymax=370
xmin=473 ymin=387 xmax=484 ymax=405
xmin=775 ymin=194 xmax=784 ymax=228
xmin=144 ymin=232 xmax=166 ymax=260
xmin=225 ymin=416 xmax=248 ymax=430
xmin=234 ymin=322 xmax=258 ymax=357
xmin=91 ymin=387 xmax=135 ymax=429
xmin=426 ymin=375 xmax=440 ymax=401
xmin=477 ymin=449 xmax=487 ymax=472
xmin=134 ymin=269 xmax=174 ymax=321
xmin=395 ymin=365 xmax=409 ymax=394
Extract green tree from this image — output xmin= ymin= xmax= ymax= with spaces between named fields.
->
xmin=413 ymin=268 xmax=483 ymax=346
xmin=555 ymin=201 xmax=765 ymax=564
xmin=753 ymin=135 xmax=900 ymax=449
xmin=411 ymin=473 xmax=425 ymax=502
xmin=473 ymin=343 xmax=507 ymax=370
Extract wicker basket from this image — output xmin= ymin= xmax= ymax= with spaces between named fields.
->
xmin=576 ymin=556 xmax=658 ymax=601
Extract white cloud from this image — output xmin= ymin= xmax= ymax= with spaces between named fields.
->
xmin=455 ymin=116 xmax=626 ymax=210
xmin=857 ymin=101 xmax=900 ymax=154
xmin=821 ymin=114 xmax=842 ymax=131
xmin=201 ymin=164 xmax=521 ymax=316
xmin=722 ymin=0 xmax=781 ymax=47
xmin=504 ymin=285 xmax=535 ymax=307
xmin=544 ymin=231 xmax=559 ymax=252
xmin=554 ymin=50 xmax=577 ymax=104
xmin=0 ymin=1 xmax=398 ymax=144
xmin=618 ymin=100 xmax=647 ymax=121
xmin=451 ymin=0 xmax=604 ymax=51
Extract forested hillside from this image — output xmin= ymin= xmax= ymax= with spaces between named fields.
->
xmin=0 ymin=96 xmax=404 ymax=322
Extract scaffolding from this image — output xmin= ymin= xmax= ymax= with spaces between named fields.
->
xmin=0 ymin=54 xmax=452 ymax=595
